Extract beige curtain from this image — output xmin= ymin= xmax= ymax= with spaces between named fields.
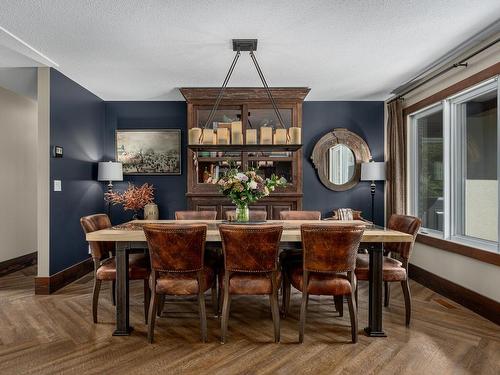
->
xmin=386 ymin=99 xmax=406 ymax=218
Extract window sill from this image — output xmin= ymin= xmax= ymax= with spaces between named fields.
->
xmin=416 ymin=234 xmax=500 ymax=267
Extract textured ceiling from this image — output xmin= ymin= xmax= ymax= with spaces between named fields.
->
xmin=0 ymin=0 xmax=499 ymax=100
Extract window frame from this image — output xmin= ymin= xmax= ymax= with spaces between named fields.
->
xmin=408 ymin=76 xmax=500 ymax=253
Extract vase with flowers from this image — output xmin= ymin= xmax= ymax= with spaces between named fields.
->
xmin=105 ymin=183 xmax=155 ymax=220
xmin=215 ymin=167 xmax=287 ymax=222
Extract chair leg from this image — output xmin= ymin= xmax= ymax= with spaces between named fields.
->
xmin=282 ymin=272 xmax=291 ymax=318
xmin=92 ymin=279 xmax=102 ymax=323
xmin=220 ymin=278 xmax=231 ymax=344
xmin=384 ymin=281 xmax=391 ymax=307
xmin=346 ymin=292 xmax=358 ymax=343
xmin=157 ymin=294 xmax=165 ymax=317
xmin=334 ymin=296 xmax=344 ymax=317
xmin=144 ymin=279 xmax=151 ymax=324
xmin=111 ymin=280 xmax=116 ymax=306
xmin=355 ymin=284 xmax=358 ymax=306
xmin=198 ymin=290 xmax=208 ymax=343
xmin=299 ymin=290 xmax=308 ymax=343
xmin=211 ymin=282 xmax=218 ymax=318
xmin=147 ymin=292 xmax=159 ymax=344
xmin=401 ymin=280 xmax=412 ymax=326
xmin=270 ymin=275 xmax=280 ymax=343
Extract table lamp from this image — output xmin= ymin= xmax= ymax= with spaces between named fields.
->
xmin=98 ymin=161 xmax=123 ymax=218
xmin=361 ymin=161 xmax=386 ymax=224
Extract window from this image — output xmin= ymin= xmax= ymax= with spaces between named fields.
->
xmin=409 ymin=78 xmax=499 ymax=252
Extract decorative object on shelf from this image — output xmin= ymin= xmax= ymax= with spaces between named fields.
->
xmin=116 ymin=129 xmax=181 ymax=175
xmin=289 ymin=127 xmax=301 ymax=144
xmin=311 ymin=128 xmax=371 ymax=192
xmin=98 ymin=161 xmax=123 ymax=219
xmin=361 ymin=160 xmax=386 ymax=224
xmin=214 ymin=167 xmax=286 ymax=222
xmin=246 ymin=129 xmax=257 ymax=144
xmin=188 ymin=127 xmax=202 ymax=144
xmin=143 ymin=202 xmax=159 ymax=220
xmin=231 ymin=121 xmax=243 ymax=144
xmin=201 ymin=128 xmax=214 ymax=144
xmin=274 ymin=128 xmax=287 ymax=145
xmin=260 ymin=126 xmax=273 ymax=144
xmin=105 ymin=182 xmax=155 ymax=220
xmin=216 ymin=128 xmax=230 ymax=144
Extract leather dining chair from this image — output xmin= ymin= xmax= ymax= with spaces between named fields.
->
xmin=80 ymin=214 xmax=150 ymax=324
xmin=218 ymin=224 xmax=283 ymax=343
xmin=286 ymin=224 xmax=365 ymax=343
xmin=225 ymin=210 xmax=267 ymax=221
xmin=278 ymin=211 xmax=321 ymax=316
xmin=355 ymin=214 xmax=421 ymax=326
xmin=175 ymin=211 xmax=217 ymax=220
xmin=143 ymin=224 xmax=216 ymax=343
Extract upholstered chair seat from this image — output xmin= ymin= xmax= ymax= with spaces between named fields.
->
xmin=95 ymin=254 xmax=150 ymax=281
xmin=288 ymin=266 xmax=352 ymax=296
xmin=155 ymin=267 xmax=215 ymax=295
xmin=355 ymin=254 xmax=406 ymax=282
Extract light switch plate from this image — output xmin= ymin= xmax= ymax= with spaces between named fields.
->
xmin=54 ymin=180 xmax=62 ymax=191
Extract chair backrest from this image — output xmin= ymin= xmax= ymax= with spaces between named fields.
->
xmin=219 ymin=224 xmax=282 ymax=273
xmin=384 ymin=214 xmax=421 ymax=260
xmin=301 ymin=224 xmax=365 ymax=273
xmin=143 ymin=224 xmax=207 ymax=272
xmin=80 ymin=214 xmax=114 ymax=262
xmin=175 ymin=210 xmax=217 ymax=220
xmin=280 ymin=210 xmax=321 ymax=220
xmin=225 ymin=210 xmax=267 ymax=221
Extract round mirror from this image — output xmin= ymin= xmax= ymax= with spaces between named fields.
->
xmin=311 ymin=128 xmax=371 ymax=191
xmin=328 ymin=144 xmax=356 ymax=185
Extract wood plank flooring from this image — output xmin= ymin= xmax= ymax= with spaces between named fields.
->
xmin=0 ymin=266 xmax=499 ymax=374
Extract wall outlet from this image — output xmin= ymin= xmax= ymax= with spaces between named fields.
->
xmin=54 ymin=180 xmax=62 ymax=191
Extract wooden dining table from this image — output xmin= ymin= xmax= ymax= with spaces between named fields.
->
xmin=86 ymin=219 xmax=414 ymax=338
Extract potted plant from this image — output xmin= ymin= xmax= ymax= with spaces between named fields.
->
xmin=215 ymin=168 xmax=286 ymax=222
xmin=105 ymin=183 xmax=155 ymax=220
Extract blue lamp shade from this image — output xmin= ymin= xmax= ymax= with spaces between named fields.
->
xmin=361 ymin=161 xmax=386 ymax=181
xmin=98 ymin=161 xmax=123 ymax=182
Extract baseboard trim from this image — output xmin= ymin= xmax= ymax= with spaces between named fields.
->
xmin=0 ymin=252 xmax=37 ymax=277
xmin=409 ymin=263 xmax=500 ymax=325
xmin=35 ymin=257 xmax=93 ymax=295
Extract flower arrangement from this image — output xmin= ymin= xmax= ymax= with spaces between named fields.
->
xmin=215 ymin=167 xmax=287 ymax=221
xmin=105 ymin=183 xmax=154 ymax=219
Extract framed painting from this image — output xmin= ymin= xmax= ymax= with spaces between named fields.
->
xmin=115 ymin=129 xmax=181 ymax=175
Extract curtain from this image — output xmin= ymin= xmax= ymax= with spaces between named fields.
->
xmin=386 ymin=99 xmax=406 ymax=218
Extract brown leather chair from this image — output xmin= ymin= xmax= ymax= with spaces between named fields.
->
xmin=175 ymin=211 xmax=217 ymax=220
xmin=355 ymin=214 xmax=421 ymax=326
xmin=287 ymin=224 xmax=364 ymax=343
xmin=143 ymin=224 xmax=215 ymax=343
xmin=80 ymin=214 xmax=150 ymax=324
xmin=225 ymin=210 xmax=267 ymax=221
xmin=218 ymin=224 xmax=283 ymax=343
xmin=279 ymin=211 xmax=321 ymax=316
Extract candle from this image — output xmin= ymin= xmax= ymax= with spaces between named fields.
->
xmin=212 ymin=132 xmax=217 ymax=145
xmin=188 ymin=127 xmax=202 ymax=144
xmin=202 ymin=129 xmax=214 ymax=144
xmin=260 ymin=127 xmax=273 ymax=144
xmin=289 ymin=127 xmax=301 ymax=144
xmin=217 ymin=128 xmax=229 ymax=144
xmin=274 ymin=129 xmax=287 ymax=145
xmin=246 ymin=129 xmax=257 ymax=144
xmin=231 ymin=121 xmax=243 ymax=145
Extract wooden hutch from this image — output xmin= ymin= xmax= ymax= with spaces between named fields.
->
xmin=180 ymin=87 xmax=310 ymax=219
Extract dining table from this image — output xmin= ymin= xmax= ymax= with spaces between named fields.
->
xmin=85 ymin=219 xmax=414 ymax=338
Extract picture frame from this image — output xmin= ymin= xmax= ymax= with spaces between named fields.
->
xmin=115 ymin=129 xmax=181 ymax=175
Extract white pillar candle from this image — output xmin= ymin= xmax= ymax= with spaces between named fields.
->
xmin=274 ymin=129 xmax=287 ymax=145
xmin=217 ymin=128 xmax=229 ymax=144
xmin=289 ymin=127 xmax=301 ymax=144
xmin=231 ymin=121 xmax=243 ymax=145
xmin=260 ymin=127 xmax=273 ymax=144
xmin=202 ymin=129 xmax=214 ymax=144
xmin=246 ymin=129 xmax=257 ymax=144
xmin=188 ymin=127 xmax=202 ymax=144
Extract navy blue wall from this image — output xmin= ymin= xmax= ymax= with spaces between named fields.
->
xmin=103 ymin=102 xmax=187 ymax=223
xmin=302 ymin=102 xmax=385 ymax=224
xmin=50 ymin=69 xmax=105 ymax=274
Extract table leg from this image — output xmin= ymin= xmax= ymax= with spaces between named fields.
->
xmin=364 ymin=243 xmax=386 ymax=337
xmin=113 ymin=242 xmax=133 ymax=336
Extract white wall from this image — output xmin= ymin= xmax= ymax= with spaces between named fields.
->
xmin=0 ymin=85 xmax=37 ymax=263
xmin=401 ymin=34 xmax=500 ymax=302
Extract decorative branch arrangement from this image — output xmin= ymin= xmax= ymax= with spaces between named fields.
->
xmin=105 ymin=183 xmax=154 ymax=218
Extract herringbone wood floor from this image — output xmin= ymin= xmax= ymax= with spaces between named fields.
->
xmin=0 ymin=266 xmax=499 ymax=375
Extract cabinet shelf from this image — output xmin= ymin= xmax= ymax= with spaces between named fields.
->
xmin=188 ymin=144 xmax=302 ymax=152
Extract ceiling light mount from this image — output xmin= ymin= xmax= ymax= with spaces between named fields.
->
xmin=232 ymin=39 xmax=257 ymax=51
